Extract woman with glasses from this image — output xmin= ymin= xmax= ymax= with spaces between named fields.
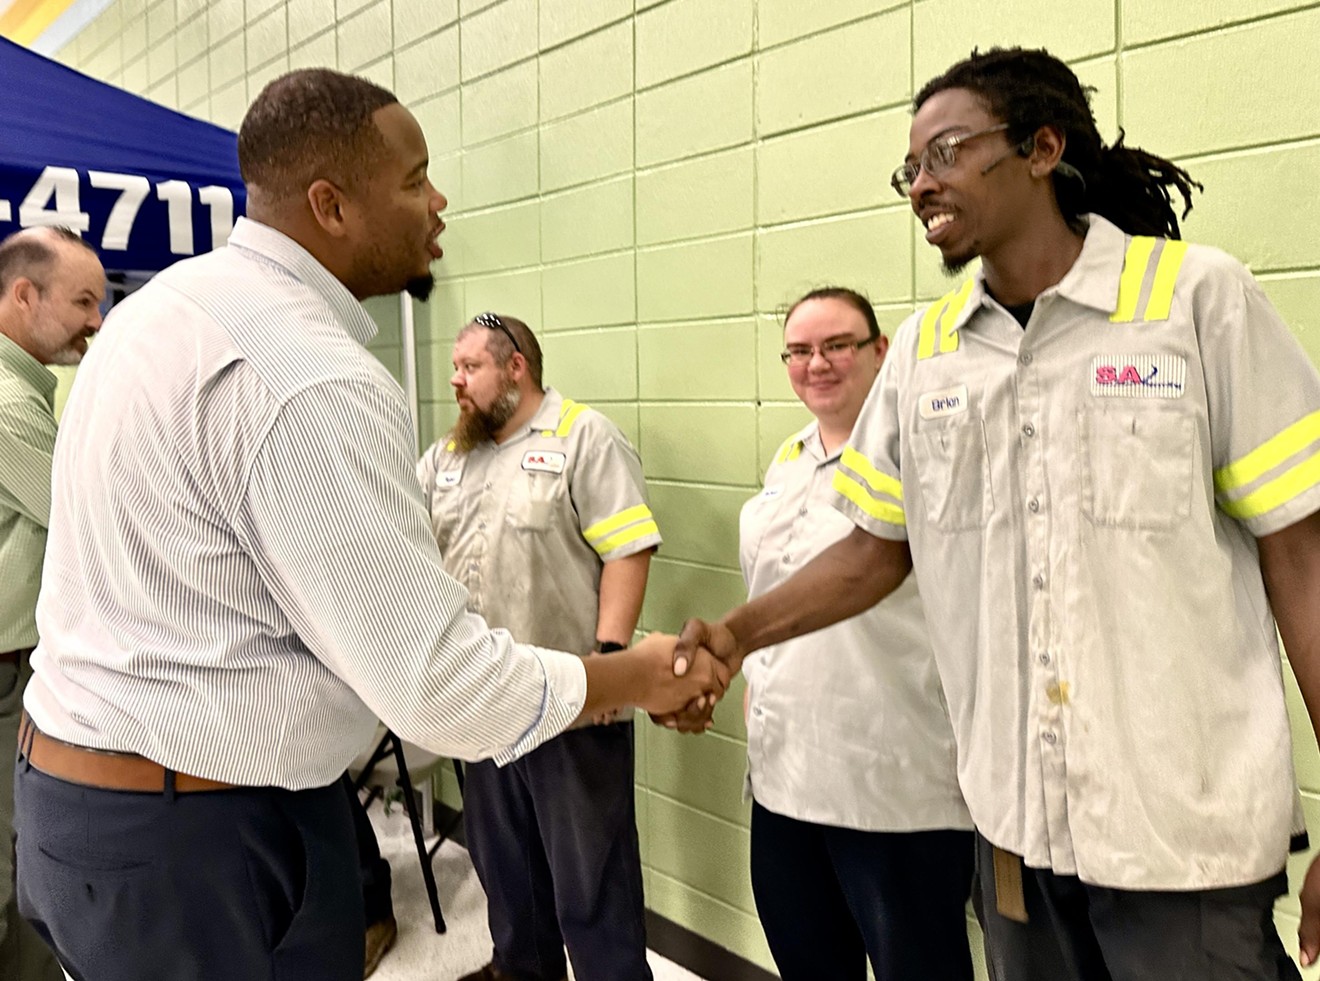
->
xmin=738 ymin=286 xmax=975 ymax=980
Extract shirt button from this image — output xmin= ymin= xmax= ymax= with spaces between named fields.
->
xmin=1042 ymin=730 xmax=1057 ymax=745
xmin=478 ymin=521 xmax=487 ymax=530
xmin=799 ymin=507 xmax=808 ymax=517
xmin=1028 ymin=498 xmax=1040 ymax=513
xmin=1039 ymin=651 xmax=1051 ymax=665
xmin=1022 ymin=422 xmax=1036 ymax=438
xmin=782 ymin=554 xmax=792 ymax=564
xmin=1019 ymin=352 xmax=1033 ymax=366
xmin=483 ymin=482 xmax=492 ymax=490
xmin=468 ymin=562 xmax=478 ymax=572
xmin=1032 ymin=573 xmax=1045 ymax=589
xmin=753 ymin=706 xmax=764 ymax=718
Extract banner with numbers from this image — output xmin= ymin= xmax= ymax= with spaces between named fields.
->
xmin=0 ymin=36 xmax=246 ymax=274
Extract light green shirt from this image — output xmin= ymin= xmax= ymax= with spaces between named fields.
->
xmin=0 ymin=331 xmax=56 ymax=651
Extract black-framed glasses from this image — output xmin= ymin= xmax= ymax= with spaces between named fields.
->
xmin=889 ymin=123 xmax=1010 ymax=197
xmin=473 ymin=311 xmax=522 ymax=354
xmin=780 ymin=336 xmax=874 ymax=367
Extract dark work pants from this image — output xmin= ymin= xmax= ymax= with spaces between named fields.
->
xmin=750 ymin=800 xmax=976 ymax=980
xmin=14 ymin=759 xmax=364 ymax=981
xmin=342 ymin=773 xmax=393 ymax=925
xmin=464 ymin=721 xmax=651 ymax=981
xmin=974 ymin=833 xmax=1302 ymax=981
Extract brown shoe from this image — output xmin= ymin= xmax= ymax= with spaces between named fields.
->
xmin=363 ymin=915 xmax=398 ymax=979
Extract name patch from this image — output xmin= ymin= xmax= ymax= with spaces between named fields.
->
xmin=521 ymin=450 xmax=566 ymax=474
xmin=919 ymin=384 xmax=969 ymax=420
xmin=1090 ymin=355 xmax=1186 ymax=398
xmin=437 ymin=469 xmax=462 ymax=487
xmin=758 ymin=484 xmax=783 ymax=501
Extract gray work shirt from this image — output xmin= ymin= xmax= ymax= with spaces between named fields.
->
xmin=418 ymin=388 xmax=661 ymax=654
xmin=835 ymin=214 xmax=1320 ymax=890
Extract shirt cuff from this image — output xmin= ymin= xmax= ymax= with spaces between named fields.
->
xmin=490 ymin=646 xmax=586 ymax=766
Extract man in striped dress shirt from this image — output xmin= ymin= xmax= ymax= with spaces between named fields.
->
xmin=420 ymin=314 xmax=660 ymax=981
xmin=13 ymin=70 xmax=724 ymax=981
xmin=0 ymin=226 xmax=104 ymax=981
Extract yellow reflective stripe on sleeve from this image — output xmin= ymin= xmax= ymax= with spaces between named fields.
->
xmin=583 ymin=503 xmax=654 ymax=545
xmin=1110 ymin=236 xmax=1156 ymax=323
xmin=592 ymin=519 xmax=661 ymax=555
xmin=840 ymin=446 xmax=902 ymax=500
xmin=1143 ymin=240 xmax=1188 ymax=321
xmin=556 ymin=400 xmax=588 ymax=437
xmin=1218 ymin=453 xmax=1320 ymax=521
xmin=1214 ymin=409 xmax=1320 ymax=494
xmin=445 ymin=439 xmax=455 ymax=451
xmin=917 ymin=298 xmax=946 ymax=360
xmin=832 ymin=469 xmax=905 ymax=526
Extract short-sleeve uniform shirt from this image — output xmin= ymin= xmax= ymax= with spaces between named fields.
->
xmin=833 ymin=215 xmax=1320 ymax=890
xmin=417 ymin=389 xmax=661 ymax=654
xmin=740 ymin=422 xmax=970 ymax=832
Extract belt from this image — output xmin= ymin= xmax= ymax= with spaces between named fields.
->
xmin=0 ymin=647 xmax=33 ymax=665
xmin=18 ymin=714 xmax=235 ymax=793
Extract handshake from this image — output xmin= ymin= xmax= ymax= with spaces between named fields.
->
xmin=581 ymin=618 xmax=744 ymax=734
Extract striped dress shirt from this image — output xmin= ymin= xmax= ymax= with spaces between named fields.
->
xmin=0 ymin=332 xmax=56 ymax=652
xmin=24 ymin=218 xmax=586 ymax=790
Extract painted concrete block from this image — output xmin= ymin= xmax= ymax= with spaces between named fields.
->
xmin=636 ymin=60 xmax=753 ymax=168
xmin=395 ymin=0 xmax=459 ymax=48
xmin=757 ymin=209 xmax=912 ymax=310
xmin=635 ymin=0 xmax=752 ymax=90
xmin=644 ymin=792 xmax=755 ymax=912
xmin=637 ymin=234 xmax=754 ymax=322
xmin=337 ymin=1 xmax=392 ymax=71
xmin=208 ymin=31 xmax=245 ymax=89
xmin=443 ymin=202 xmax=540 ymax=277
xmin=644 ymin=865 xmax=774 ymax=972
xmin=646 ymin=480 xmax=749 ymax=568
xmin=541 ymin=176 xmax=635 ymax=262
xmin=394 ymin=25 xmax=459 ymax=106
xmin=461 ymin=0 xmax=537 ymax=81
xmin=638 ymin=319 xmax=757 ymax=401
xmin=638 ymin=404 xmax=759 ymax=485
xmin=288 ymin=0 xmax=334 ymax=46
xmin=759 ymin=0 xmax=900 ymax=49
xmin=644 ymin=729 xmax=749 ymax=826
xmin=414 ymin=91 xmax=462 ymax=160
xmin=1124 ymin=0 xmax=1299 ymax=45
xmin=542 ymin=252 xmax=636 ymax=330
xmin=246 ymin=8 xmax=288 ymax=71
xmin=541 ymin=99 xmax=634 ymax=191
xmin=540 ymin=327 xmax=639 ymax=401
xmin=540 ymin=20 xmax=632 ymax=122
xmin=636 ymin=147 xmax=754 ymax=247
xmin=287 ymin=29 xmax=336 ymax=72
xmin=539 ymin=0 xmax=631 ymax=50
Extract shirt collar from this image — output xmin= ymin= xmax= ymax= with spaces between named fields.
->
xmin=226 ymin=217 xmax=379 ymax=346
xmin=527 ymin=387 xmax=564 ymax=433
xmin=786 ymin=420 xmax=841 ymax=465
xmin=943 ymin=213 xmax=1130 ymax=334
xmin=0 ymin=332 xmax=56 ymax=408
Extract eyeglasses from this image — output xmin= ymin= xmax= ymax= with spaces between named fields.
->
xmin=473 ymin=311 xmax=522 ymax=354
xmin=889 ymin=123 xmax=1010 ymax=197
xmin=780 ymin=337 xmax=874 ymax=367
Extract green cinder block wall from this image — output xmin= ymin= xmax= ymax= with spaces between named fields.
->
xmin=50 ymin=0 xmax=1320 ymax=975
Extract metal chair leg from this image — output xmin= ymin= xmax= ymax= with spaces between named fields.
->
xmin=389 ymin=733 xmax=447 ymax=934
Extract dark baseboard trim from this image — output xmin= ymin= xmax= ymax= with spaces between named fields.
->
xmin=645 ymin=910 xmax=778 ymax=981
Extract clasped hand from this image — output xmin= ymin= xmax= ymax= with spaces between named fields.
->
xmin=650 ymin=617 xmax=745 ymax=733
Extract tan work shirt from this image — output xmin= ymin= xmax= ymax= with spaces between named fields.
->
xmin=835 ymin=214 xmax=1320 ymax=890
xmin=417 ymin=388 xmax=661 ymax=654
xmin=741 ymin=422 xmax=970 ymax=832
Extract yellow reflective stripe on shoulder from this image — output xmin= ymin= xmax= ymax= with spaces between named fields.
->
xmin=555 ymin=399 xmax=588 ymax=437
xmin=775 ymin=439 xmax=803 ymax=465
xmin=445 ymin=439 xmax=455 ymax=451
xmin=840 ymin=446 xmax=902 ymax=500
xmin=583 ymin=503 xmax=654 ymax=546
xmin=592 ymin=519 xmax=661 ymax=555
xmin=917 ymin=297 xmax=946 ymax=360
xmin=1218 ymin=453 xmax=1320 ymax=521
xmin=1214 ymin=409 xmax=1320 ymax=494
xmin=832 ymin=468 xmax=905 ymax=526
xmin=918 ymin=279 xmax=975 ymax=359
xmin=1110 ymin=236 xmax=1156 ymax=323
xmin=937 ymin=278 xmax=975 ymax=355
xmin=1144 ymin=240 xmax=1188 ymax=321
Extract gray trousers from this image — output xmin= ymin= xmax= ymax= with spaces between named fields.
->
xmin=1 ymin=657 xmax=63 ymax=981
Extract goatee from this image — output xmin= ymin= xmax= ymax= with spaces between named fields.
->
xmin=406 ymin=273 xmax=436 ymax=301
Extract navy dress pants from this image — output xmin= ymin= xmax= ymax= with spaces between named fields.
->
xmin=750 ymin=800 xmax=976 ymax=981
xmin=974 ymin=833 xmax=1301 ymax=981
xmin=464 ymin=721 xmax=651 ymax=981
xmin=14 ymin=759 xmax=364 ymax=981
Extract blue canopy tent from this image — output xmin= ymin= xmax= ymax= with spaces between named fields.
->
xmin=0 ymin=36 xmax=245 ymax=275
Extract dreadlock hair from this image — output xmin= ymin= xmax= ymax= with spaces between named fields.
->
xmin=915 ymin=47 xmax=1202 ymax=239
xmin=783 ymin=287 xmax=882 ymax=341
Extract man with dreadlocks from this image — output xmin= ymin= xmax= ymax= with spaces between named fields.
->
xmin=665 ymin=47 xmax=1320 ymax=979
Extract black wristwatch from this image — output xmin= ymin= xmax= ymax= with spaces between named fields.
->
xmin=593 ymin=640 xmax=626 ymax=654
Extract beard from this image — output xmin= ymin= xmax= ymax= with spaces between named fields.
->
xmin=942 ymin=251 xmax=975 ymax=275
xmin=451 ymin=382 xmax=522 ymax=453
xmin=405 ymin=273 xmax=435 ymax=301
xmin=46 ymin=345 xmax=85 ymax=367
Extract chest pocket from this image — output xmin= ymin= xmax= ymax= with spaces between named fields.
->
xmin=426 ymin=475 xmax=464 ymax=550
xmin=507 ymin=470 xmax=568 ymax=532
xmin=1080 ymin=408 xmax=1194 ymax=531
xmin=912 ymin=417 xmax=994 ymax=531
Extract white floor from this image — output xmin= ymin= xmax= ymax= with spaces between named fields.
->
xmin=367 ymin=803 xmax=708 ymax=981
